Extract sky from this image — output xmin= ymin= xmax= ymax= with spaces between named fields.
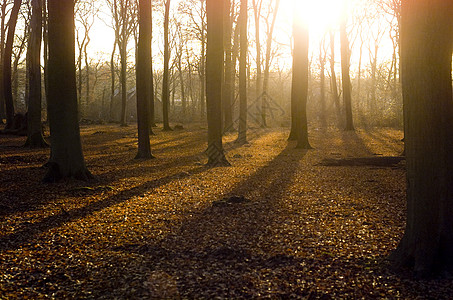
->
xmin=83 ymin=0 xmax=397 ymax=75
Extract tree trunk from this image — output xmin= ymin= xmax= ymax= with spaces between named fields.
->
xmin=109 ymin=41 xmax=116 ymax=122
xmin=2 ymin=0 xmax=21 ymax=130
xmin=329 ymin=30 xmax=341 ymax=129
xmin=222 ymin=0 xmax=234 ymax=133
xmin=199 ymin=6 xmax=206 ymax=119
xmin=319 ymin=38 xmax=327 ymax=129
xmin=135 ymin=0 xmax=153 ymax=159
xmin=262 ymin=0 xmax=280 ymax=128
xmin=390 ymin=0 xmax=453 ymax=277
xmin=45 ymin=0 xmax=91 ymax=182
xmin=84 ymin=43 xmax=90 ymax=112
xmin=206 ymin=0 xmax=229 ymax=166
xmin=252 ymin=0 xmax=262 ymax=126
xmin=162 ymin=0 xmax=172 ymax=131
xmin=119 ymin=40 xmax=127 ymax=126
xmin=25 ymin=0 xmax=48 ymax=148
xmin=236 ymin=0 xmax=248 ymax=145
xmin=340 ymin=15 xmax=354 ymax=131
xmin=0 ymin=2 xmax=7 ymax=123
xmin=42 ymin=0 xmax=49 ymax=116
xmin=291 ymin=15 xmax=311 ymax=149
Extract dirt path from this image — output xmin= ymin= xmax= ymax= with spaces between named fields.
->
xmin=1 ymin=125 xmax=452 ymax=298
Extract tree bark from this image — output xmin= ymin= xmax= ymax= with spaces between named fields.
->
xmin=25 ymin=0 xmax=48 ymax=148
xmin=45 ymin=0 xmax=91 ymax=182
xmin=222 ymin=0 xmax=234 ymax=133
xmin=340 ymin=14 xmax=354 ymax=131
xmin=291 ymin=15 xmax=311 ymax=149
xmin=252 ymin=0 xmax=262 ymax=126
xmin=162 ymin=0 xmax=172 ymax=131
xmin=206 ymin=0 xmax=229 ymax=166
xmin=0 ymin=2 xmax=7 ymax=123
xmin=120 ymin=32 xmax=128 ymax=126
xmin=2 ymin=0 xmax=21 ymax=130
xmin=328 ymin=30 xmax=341 ymax=129
xmin=236 ymin=0 xmax=248 ymax=145
xmin=390 ymin=0 xmax=453 ymax=277
xmin=319 ymin=37 xmax=327 ymax=129
xmin=109 ymin=41 xmax=116 ymax=122
xmin=135 ymin=0 xmax=153 ymax=159
xmin=262 ymin=0 xmax=280 ymax=128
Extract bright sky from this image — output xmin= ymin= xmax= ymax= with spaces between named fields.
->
xmin=84 ymin=0 xmax=396 ymax=74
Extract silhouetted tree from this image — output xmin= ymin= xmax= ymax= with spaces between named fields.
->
xmin=222 ymin=0 xmax=234 ymax=133
xmin=0 ymin=1 xmax=9 ymax=123
xmin=262 ymin=0 xmax=280 ymax=128
xmin=45 ymin=0 xmax=91 ymax=181
xmin=236 ymin=0 xmax=247 ymax=144
xmin=25 ymin=0 xmax=47 ymax=148
xmin=328 ymin=30 xmax=341 ymax=128
xmin=390 ymin=0 xmax=453 ymax=277
xmin=135 ymin=0 xmax=153 ymax=159
xmin=252 ymin=0 xmax=262 ymax=125
xmin=2 ymin=0 xmax=21 ymax=130
xmin=206 ymin=0 xmax=229 ymax=166
xmin=340 ymin=5 xmax=354 ymax=131
xmin=162 ymin=0 xmax=172 ymax=130
xmin=290 ymin=10 xmax=310 ymax=149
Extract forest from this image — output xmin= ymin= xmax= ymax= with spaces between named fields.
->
xmin=0 ymin=0 xmax=453 ymax=298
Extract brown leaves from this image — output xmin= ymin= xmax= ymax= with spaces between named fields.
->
xmin=1 ymin=125 xmax=452 ymax=298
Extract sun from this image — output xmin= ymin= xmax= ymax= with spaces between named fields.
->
xmin=281 ymin=0 xmax=345 ymax=36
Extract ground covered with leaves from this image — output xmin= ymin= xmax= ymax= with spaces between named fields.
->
xmin=1 ymin=124 xmax=452 ymax=299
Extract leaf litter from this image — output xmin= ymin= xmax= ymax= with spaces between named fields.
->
xmin=0 ymin=124 xmax=452 ymax=298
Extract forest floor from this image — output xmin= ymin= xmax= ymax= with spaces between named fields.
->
xmin=0 ymin=123 xmax=452 ymax=299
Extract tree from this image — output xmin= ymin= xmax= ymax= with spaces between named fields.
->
xmin=390 ymin=0 xmax=453 ymax=277
xmin=0 ymin=1 xmax=9 ymax=123
xmin=290 ymin=8 xmax=310 ymax=149
xmin=236 ymin=0 xmax=247 ymax=144
xmin=328 ymin=30 xmax=341 ymax=128
xmin=106 ymin=0 xmax=137 ymax=126
xmin=252 ymin=0 xmax=262 ymax=125
xmin=222 ymin=0 xmax=234 ymax=133
xmin=25 ymin=0 xmax=47 ymax=148
xmin=178 ymin=0 xmax=207 ymax=118
xmin=161 ymin=0 xmax=172 ymax=130
xmin=206 ymin=0 xmax=229 ymax=166
xmin=261 ymin=0 xmax=280 ymax=128
xmin=340 ymin=5 xmax=354 ymax=131
xmin=135 ymin=0 xmax=153 ymax=159
xmin=75 ymin=0 xmax=98 ymax=116
xmin=2 ymin=0 xmax=21 ymax=130
xmin=45 ymin=0 xmax=91 ymax=182
xmin=318 ymin=35 xmax=328 ymax=128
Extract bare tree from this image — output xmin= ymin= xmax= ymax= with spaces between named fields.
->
xmin=328 ymin=30 xmax=341 ymax=129
xmin=261 ymin=0 xmax=280 ymax=128
xmin=161 ymin=0 xmax=172 ymax=130
xmin=45 ymin=0 xmax=91 ymax=181
xmin=236 ymin=0 xmax=247 ymax=145
xmin=106 ymin=0 xmax=137 ymax=126
xmin=206 ymin=0 xmax=229 ymax=166
xmin=390 ymin=0 xmax=453 ymax=277
xmin=252 ymin=0 xmax=262 ymax=125
xmin=290 ymin=11 xmax=310 ymax=149
xmin=340 ymin=5 xmax=354 ymax=131
xmin=222 ymin=0 xmax=234 ymax=133
xmin=135 ymin=0 xmax=153 ymax=159
xmin=0 ymin=1 xmax=9 ymax=123
xmin=25 ymin=0 xmax=47 ymax=148
xmin=75 ymin=0 xmax=99 ymax=117
xmin=2 ymin=0 xmax=22 ymax=130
